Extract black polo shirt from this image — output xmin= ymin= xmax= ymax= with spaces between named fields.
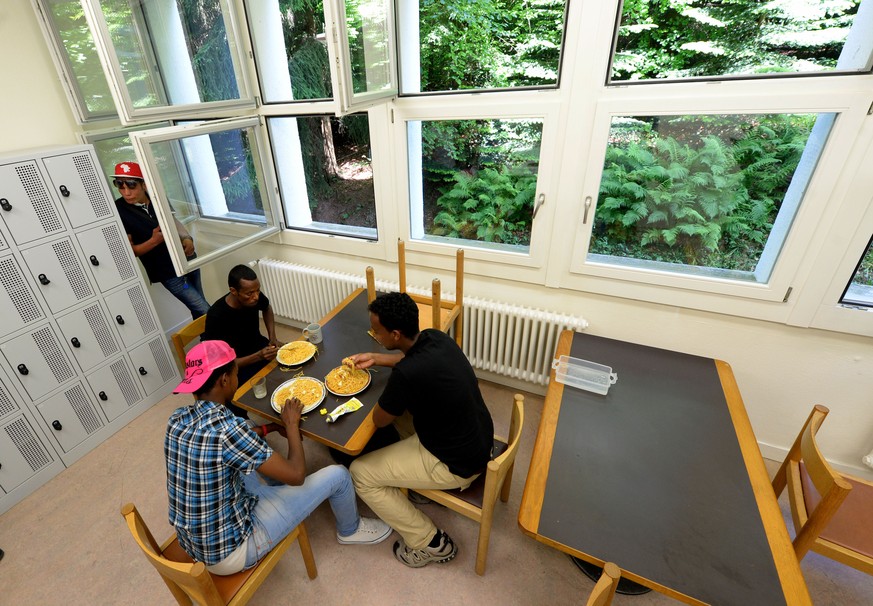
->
xmin=115 ymin=197 xmax=177 ymax=283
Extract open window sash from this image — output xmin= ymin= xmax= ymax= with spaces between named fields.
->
xmin=325 ymin=0 xmax=397 ymax=115
xmin=128 ymin=117 xmax=280 ymax=277
xmin=81 ymin=0 xmax=255 ymax=125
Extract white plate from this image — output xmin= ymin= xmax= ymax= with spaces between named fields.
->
xmin=271 ymin=377 xmax=325 ymax=414
xmin=276 ymin=341 xmax=317 ymax=367
xmin=324 ymin=367 xmax=372 ymax=397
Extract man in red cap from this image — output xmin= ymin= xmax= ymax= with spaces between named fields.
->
xmin=112 ymin=161 xmax=209 ymax=318
xmin=165 ymin=340 xmax=392 ymax=575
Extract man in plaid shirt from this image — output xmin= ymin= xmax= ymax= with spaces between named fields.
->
xmin=165 ymin=340 xmax=392 ymax=575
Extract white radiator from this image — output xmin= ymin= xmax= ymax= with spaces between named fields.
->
xmin=256 ymin=258 xmax=588 ymax=386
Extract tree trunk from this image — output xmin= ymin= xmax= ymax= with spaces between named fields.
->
xmin=321 ymin=117 xmax=339 ymax=178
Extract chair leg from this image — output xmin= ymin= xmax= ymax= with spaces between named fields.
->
xmin=431 ymin=279 xmax=441 ymax=330
xmin=296 ymin=522 xmax=318 ymax=580
xmin=475 ymin=504 xmax=495 ymax=576
xmin=366 ymin=266 xmax=375 ymax=304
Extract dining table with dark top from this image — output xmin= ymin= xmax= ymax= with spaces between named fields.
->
xmin=518 ymin=329 xmax=812 ymax=606
xmin=233 ymin=288 xmax=388 ymax=455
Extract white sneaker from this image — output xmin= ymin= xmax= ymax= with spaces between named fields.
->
xmin=337 ymin=517 xmax=393 ymax=545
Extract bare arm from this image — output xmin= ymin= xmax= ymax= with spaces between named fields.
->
xmin=372 ymin=403 xmax=398 ymax=428
xmin=263 ymin=304 xmax=280 ymax=346
xmin=173 ymin=216 xmax=195 ymax=257
xmin=256 ymin=397 xmax=306 ymax=485
xmin=127 ymin=231 xmax=164 ymax=258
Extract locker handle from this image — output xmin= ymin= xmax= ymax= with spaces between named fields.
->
xmin=38 ymin=273 xmax=51 ymax=285
xmin=71 ymin=337 xmax=80 ymax=348
xmin=90 ymin=255 xmax=99 ymax=266
xmin=17 ymin=364 xmax=28 ymax=375
xmin=116 ymin=315 xmax=125 ymax=325
xmin=52 ymin=420 xmax=62 ymax=431
xmin=0 ymin=198 xmax=10 ymax=211
xmin=99 ymin=391 xmax=108 ymax=401
xmin=138 ymin=367 xmax=148 ymax=376
xmin=59 ymin=185 xmax=70 ymax=197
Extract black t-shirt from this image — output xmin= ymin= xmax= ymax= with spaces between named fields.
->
xmin=114 ymin=197 xmax=176 ymax=283
xmin=203 ymin=292 xmax=271 ymax=362
xmin=379 ymin=329 xmax=494 ymax=478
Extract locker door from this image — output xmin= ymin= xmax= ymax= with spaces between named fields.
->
xmin=0 ymin=413 xmax=56 ymax=493
xmin=0 ymin=160 xmax=65 ymax=245
xmin=76 ymin=222 xmax=138 ymax=293
xmin=129 ymin=336 xmax=176 ymax=396
xmin=86 ymin=356 xmax=142 ymax=422
xmin=36 ymin=382 xmax=104 ymax=453
xmin=0 ymin=324 xmax=76 ymax=401
xmin=56 ymin=301 xmax=121 ymax=373
xmin=20 ymin=237 xmax=95 ymax=314
xmin=42 ymin=151 xmax=114 ymax=229
xmin=0 ymin=254 xmax=44 ymax=339
xmin=104 ymin=283 xmax=159 ymax=348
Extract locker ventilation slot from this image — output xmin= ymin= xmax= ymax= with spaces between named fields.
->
xmin=15 ymin=163 xmax=63 ymax=234
xmin=66 ymin=384 xmax=103 ymax=435
xmin=149 ymin=337 xmax=175 ymax=383
xmin=0 ymin=380 xmax=19 ymax=419
xmin=0 ymin=231 xmax=6 ymax=249
xmin=32 ymin=326 xmax=75 ymax=384
xmin=129 ymin=286 xmax=157 ymax=335
xmin=54 ymin=239 xmax=94 ymax=301
xmin=102 ymin=225 xmax=136 ymax=281
xmin=0 ymin=257 xmax=42 ymax=323
xmin=5 ymin=417 xmax=52 ymax=472
xmin=73 ymin=153 xmax=110 ymax=218
xmin=84 ymin=303 xmax=120 ymax=357
xmin=111 ymin=359 xmax=140 ymax=407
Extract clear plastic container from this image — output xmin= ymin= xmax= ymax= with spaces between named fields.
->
xmin=551 ymin=355 xmax=618 ymax=395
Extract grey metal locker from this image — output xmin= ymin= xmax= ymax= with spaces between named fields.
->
xmin=86 ymin=356 xmax=142 ymax=422
xmin=0 ymin=323 xmax=76 ymax=401
xmin=41 ymin=150 xmax=114 ymax=229
xmin=0 ymin=253 xmax=44 ymax=338
xmin=128 ymin=336 xmax=176 ymax=396
xmin=20 ymin=236 xmax=95 ymax=314
xmin=104 ymin=283 xmax=159 ymax=348
xmin=75 ymin=222 xmax=138 ymax=293
xmin=35 ymin=382 xmax=104 ymax=453
xmin=0 ymin=160 xmax=66 ymax=245
xmin=0 ymin=413 xmax=57 ymax=494
xmin=56 ymin=301 xmax=122 ymax=373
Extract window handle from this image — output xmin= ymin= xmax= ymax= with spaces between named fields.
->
xmin=582 ymin=196 xmax=592 ymax=224
xmin=532 ymin=193 xmax=545 ymax=220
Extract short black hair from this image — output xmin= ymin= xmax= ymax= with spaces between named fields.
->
xmin=228 ymin=264 xmax=258 ymax=289
xmin=193 ymin=359 xmax=236 ymax=397
xmin=368 ymin=292 xmax=419 ymax=339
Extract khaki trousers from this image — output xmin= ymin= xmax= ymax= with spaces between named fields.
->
xmin=350 ymin=419 xmax=477 ymax=549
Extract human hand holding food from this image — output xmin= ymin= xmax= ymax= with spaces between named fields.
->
xmin=260 ymin=344 xmax=279 ymax=361
xmin=280 ymin=396 xmax=303 ymax=428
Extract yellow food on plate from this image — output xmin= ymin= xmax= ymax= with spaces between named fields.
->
xmin=342 ymin=356 xmax=356 ymax=370
xmin=273 ymin=377 xmax=324 ymax=410
xmin=277 ymin=341 xmax=317 ymax=366
xmin=325 ymin=366 xmax=370 ymax=395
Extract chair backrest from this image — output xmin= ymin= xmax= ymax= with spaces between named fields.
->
xmin=585 ymin=562 xmax=621 ymax=606
xmin=772 ymin=405 xmax=853 ymax=560
xmin=122 ymin=503 xmax=225 ymax=605
xmin=490 ymin=393 xmax=524 ymax=483
xmin=172 ymin=314 xmax=207 ymax=370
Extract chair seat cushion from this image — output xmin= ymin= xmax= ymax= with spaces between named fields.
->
xmin=162 ymin=537 xmax=253 ymax=601
xmin=800 ymin=463 xmax=873 ymax=559
xmin=442 ymin=438 xmax=508 ymax=508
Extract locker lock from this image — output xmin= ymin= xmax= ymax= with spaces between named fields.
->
xmin=0 ymin=198 xmax=10 ymax=211
xmin=59 ymin=185 xmax=70 ymax=197
xmin=90 ymin=255 xmax=99 ymax=266
xmin=52 ymin=420 xmax=63 ymax=431
xmin=99 ymin=391 xmax=108 ymax=401
xmin=17 ymin=364 xmax=28 ymax=375
xmin=38 ymin=274 xmax=50 ymax=285
xmin=116 ymin=315 xmax=125 ymax=325
xmin=71 ymin=337 xmax=80 ymax=348
xmin=138 ymin=367 xmax=148 ymax=376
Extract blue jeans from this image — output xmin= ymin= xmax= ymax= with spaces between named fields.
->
xmin=242 ymin=465 xmax=360 ymax=568
xmin=162 ymin=269 xmax=210 ymax=319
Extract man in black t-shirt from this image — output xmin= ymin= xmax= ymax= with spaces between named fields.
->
xmin=203 ymin=265 xmax=282 ymax=416
xmin=348 ymin=292 xmax=494 ymax=568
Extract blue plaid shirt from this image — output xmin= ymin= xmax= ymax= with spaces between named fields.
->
xmin=165 ymin=400 xmax=272 ymax=565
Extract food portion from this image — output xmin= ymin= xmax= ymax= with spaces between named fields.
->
xmin=272 ymin=377 xmax=324 ymax=412
xmin=325 ymin=365 xmax=370 ymax=396
xmin=276 ymin=340 xmax=317 ymax=366
xmin=342 ymin=356 xmax=356 ymax=370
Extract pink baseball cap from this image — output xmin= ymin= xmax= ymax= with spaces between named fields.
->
xmin=113 ymin=162 xmax=144 ymax=180
xmin=173 ymin=340 xmax=237 ymax=394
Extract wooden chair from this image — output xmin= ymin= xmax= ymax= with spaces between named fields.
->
xmin=585 ymin=562 xmax=621 ymax=606
xmin=171 ymin=314 xmax=207 ymax=372
xmin=121 ymin=503 xmax=317 ymax=606
xmin=772 ymin=405 xmax=873 ymax=575
xmin=411 ymin=393 xmax=524 ymax=575
xmin=366 ymin=240 xmax=464 ymax=346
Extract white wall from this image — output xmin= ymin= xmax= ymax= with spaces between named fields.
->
xmin=7 ymin=1 xmax=873 ymax=478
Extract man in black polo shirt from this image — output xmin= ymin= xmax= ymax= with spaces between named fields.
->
xmin=348 ymin=292 xmax=494 ymax=568
xmin=112 ymin=162 xmax=209 ymax=319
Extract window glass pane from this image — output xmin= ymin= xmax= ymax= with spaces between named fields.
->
xmin=96 ymin=0 xmax=241 ymax=109
xmin=840 ymin=236 xmax=873 ymax=307
xmin=402 ymin=0 xmax=566 ymax=93
xmin=44 ymin=0 xmax=116 ymax=119
xmin=269 ymin=114 xmax=376 ymax=238
xmin=345 ymin=0 xmax=393 ymax=95
xmin=612 ymin=0 xmax=870 ymax=82
xmin=408 ymin=118 xmax=543 ymax=251
xmin=85 ymin=124 xmax=171 ymax=185
xmin=246 ymin=0 xmax=333 ymax=102
xmin=589 ymin=112 xmax=833 ymax=282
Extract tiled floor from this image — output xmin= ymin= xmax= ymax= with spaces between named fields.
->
xmin=0 ymin=325 xmax=870 ymax=605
